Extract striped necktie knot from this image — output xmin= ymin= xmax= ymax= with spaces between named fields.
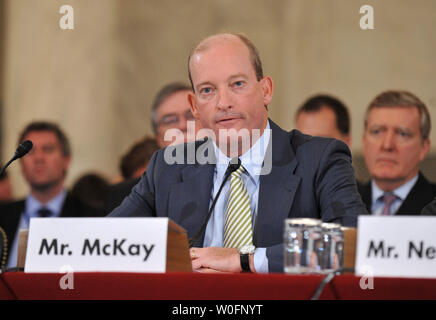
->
xmin=231 ymin=166 xmax=245 ymax=179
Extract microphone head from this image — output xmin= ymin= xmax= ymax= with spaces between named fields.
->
xmin=225 ymin=157 xmax=241 ymax=176
xmin=14 ymin=140 xmax=33 ymax=159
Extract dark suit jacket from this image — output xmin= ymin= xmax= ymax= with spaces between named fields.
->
xmin=358 ymin=172 xmax=436 ymax=215
xmin=0 ymin=192 xmax=102 ymax=266
xmin=109 ymin=120 xmax=368 ymax=272
xmin=104 ymin=177 xmax=141 ymax=214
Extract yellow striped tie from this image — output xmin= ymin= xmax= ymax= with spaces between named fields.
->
xmin=223 ymin=166 xmax=253 ymax=248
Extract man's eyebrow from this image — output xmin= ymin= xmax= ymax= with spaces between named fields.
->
xmin=195 ymin=81 xmax=214 ymax=91
xmin=228 ymin=73 xmax=248 ymax=80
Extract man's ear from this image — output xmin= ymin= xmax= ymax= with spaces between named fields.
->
xmin=419 ymin=138 xmax=431 ymax=161
xmin=260 ymin=76 xmax=273 ymax=106
xmin=188 ymin=91 xmax=199 ymax=119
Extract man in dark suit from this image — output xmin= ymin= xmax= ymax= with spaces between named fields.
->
xmin=109 ymin=33 xmax=367 ymax=273
xmin=0 ymin=121 xmax=101 ymax=268
xmin=358 ymin=90 xmax=436 ymax=216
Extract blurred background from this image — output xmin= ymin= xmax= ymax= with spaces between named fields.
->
xmin=0 ymin=0 xmax=435 ymax=198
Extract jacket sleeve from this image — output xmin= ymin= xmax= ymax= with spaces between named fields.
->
xmin=314 ymin=139 xmax=368 ymax=226
xmin=266 ymin=139 xmax=367 ymax=273
xmin=107 ymin=151 xmax=159 ymax=217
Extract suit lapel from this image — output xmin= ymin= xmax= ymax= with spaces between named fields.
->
xmin=358 ymin=182 xmax=372 ymax=214
xmin=168 ymin=141 xmax=215 ymax=245
xmin=254 ymin=120 xmax=301 ymax=245
xmin=396 ymin=173 xmax=434 ymax=215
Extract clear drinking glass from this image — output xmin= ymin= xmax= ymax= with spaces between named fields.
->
xmin=320 ymin=222 xmax=344 ymax=273
xmin=283 ymin=218 xmax=323 ymax=274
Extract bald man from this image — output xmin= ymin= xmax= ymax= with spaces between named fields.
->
xmin=110 ymin=33 xmax=366 ymax=273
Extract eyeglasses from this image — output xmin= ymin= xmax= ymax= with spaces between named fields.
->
xmin=158 ymin=110 xmax=195 ymax=126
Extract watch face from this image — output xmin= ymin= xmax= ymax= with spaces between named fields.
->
xmin=239 ymin=245 xmax=255 ymax=254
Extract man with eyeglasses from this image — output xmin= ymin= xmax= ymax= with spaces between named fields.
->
xmin=359 ymin=90 xmax=436 ymax=216
xmin=151 ymin=82 xmax=200 ymax=148
xmin=103 ymin=83 xmax=201 ymax=213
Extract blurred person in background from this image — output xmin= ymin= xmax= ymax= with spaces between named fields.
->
xmin=358 ymin=90 xmax=436 ymax=216
xmin=104 ymin=137 xmax=158 ymax=213
xmin=71 ymin=172 xmax=109 ymax=217
xmin=120 ymin=137 xmax=159 ymax=180
xmin=0 ymin=121 xmax=102 ymax=268
xmin=295 ymin=94 xmax=351 ymax=148
xmin=151 ymin=82 xmax=204 ymax=147
xmin=105 ymin=82 xmax=205 ymax=213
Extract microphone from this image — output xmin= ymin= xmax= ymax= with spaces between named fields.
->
xmin=0 ymin=140 xmax=33 ymax=176
xmin=188 ymin=157 xmax=241 ymax=247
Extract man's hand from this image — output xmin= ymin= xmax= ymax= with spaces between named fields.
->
xmin=190 ymin=247 xmax=255 ymax=273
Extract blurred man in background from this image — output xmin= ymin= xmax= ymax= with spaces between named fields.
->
xmin=295 ymin=94 xmax=351 ymax=148
xmin=358 ymin=90 xmax=436 ymax=216
xmin=104 ymin=136 xmax=159 ymax=213
xmin=0 ymin=121 xmax=102 ymax=268
xmin=151 ymin=82 xmax=201 ymax=147
xmin=105 ymin=82 xmax=204 ymax=213
xmin=119 ymin=136 xmax=159 ymax=180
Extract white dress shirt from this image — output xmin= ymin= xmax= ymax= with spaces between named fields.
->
xmin=203 ymin=121 xmax=271 ymax=273
xmin=371 ymin=175 xmax=419 ymax=215
xmin=6 ymin=190 xmax=67 ymax=268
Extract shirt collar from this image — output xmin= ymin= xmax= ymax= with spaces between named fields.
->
xmin=25 ymin=189 xmax=67 ymax=219
xmin=372 ymin=174 xmax=419 ymax=204
xmin=213 ymin=121 xmax=271 ymax=184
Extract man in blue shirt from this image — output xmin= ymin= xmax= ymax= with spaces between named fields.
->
xmin=0 ymin=121 xmax=101 ymax=268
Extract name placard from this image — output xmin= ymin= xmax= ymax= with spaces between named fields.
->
xmin=24 ymin=218 xmax=168 ymax=273
xmin=355 ymin=216 xmax=436 ymax=278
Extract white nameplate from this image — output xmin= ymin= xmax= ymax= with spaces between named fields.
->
xmin=24 ymin=218 xmax=168 ymax=273
xmin=355 ymin=216 xmax=436 ymax=278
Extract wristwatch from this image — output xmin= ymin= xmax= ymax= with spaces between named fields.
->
xmin=238 ymin=245 xmax=255 ymax=272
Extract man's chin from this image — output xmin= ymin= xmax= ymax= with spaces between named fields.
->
xmin=30 ymin=181 xmax=58 ymax=192
xmin=373 ymin=175 xmax=404 ymax=184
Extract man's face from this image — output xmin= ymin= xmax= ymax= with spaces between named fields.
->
xmin=20 ymin=131 xmax=70 ymax=192
xmin=188 ymin=36 xmax=273 ymax=152
xmin=296 ymin=106 xmax=350 ymax=147
xmin=155 ymin=90 xmax=196 ymax=148
xmin=363 ymin=106 xmax=430 ymax=189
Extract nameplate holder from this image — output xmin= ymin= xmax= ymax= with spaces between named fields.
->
xmin=355 ymin=216 xmax=436 ymax=278
xmin=24 ymin=218 xmax=191 ymax=273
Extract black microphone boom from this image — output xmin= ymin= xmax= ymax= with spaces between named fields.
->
xmin=188 ymin=158 xmax=241 ymax=247
xmin=14 ymin=140 xmax=33 ymax=160
xmin=0 ymin=140 xmax=33 ymax=176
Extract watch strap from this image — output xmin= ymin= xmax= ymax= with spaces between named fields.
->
xmin=240 ymin=253 xmax=251 ymax=272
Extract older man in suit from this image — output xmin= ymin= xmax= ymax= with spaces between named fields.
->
xmin=109 ymin=33 xmax=367 ymax=273
xmin=358 ymin=90 xmax=436 ymax=216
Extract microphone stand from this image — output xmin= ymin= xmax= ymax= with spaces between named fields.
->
xmin=0 ymin=158 xmax=15 ymax=177
xmin=188 ymin=158 xmax=241 ymax=248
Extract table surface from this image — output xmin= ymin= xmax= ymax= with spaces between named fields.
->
xmin=1 ymin=271 xmax=435 ymax=300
